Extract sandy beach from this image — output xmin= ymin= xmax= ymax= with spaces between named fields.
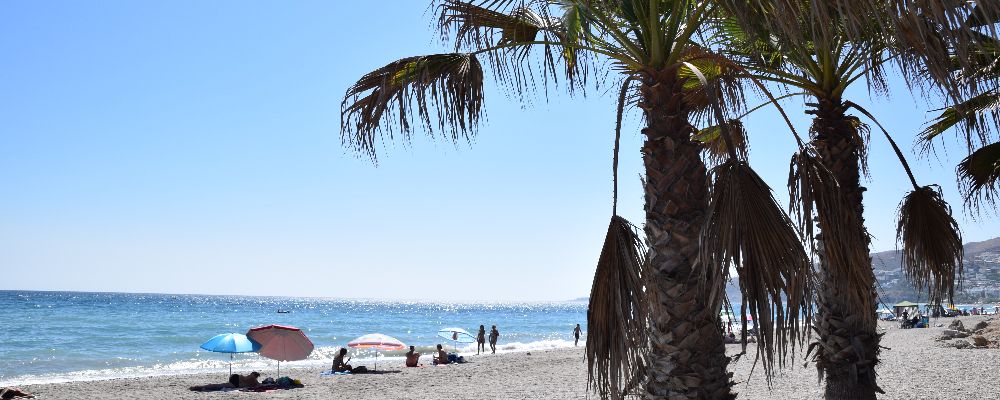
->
xmin=11 ymin=316 xmax=1000 ymax=399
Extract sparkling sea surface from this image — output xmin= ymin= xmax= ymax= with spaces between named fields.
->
xmin=0 ymin=290 xmax=587 ymax=385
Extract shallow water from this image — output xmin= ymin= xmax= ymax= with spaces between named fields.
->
xmin=0 ymin=290 xmax=587 ymax=385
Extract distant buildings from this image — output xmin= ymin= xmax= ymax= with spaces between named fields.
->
xmin=873 ymin=249 xmax=1000 ymax=303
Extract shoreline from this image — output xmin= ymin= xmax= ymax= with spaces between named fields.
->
xmin=0 ymin=339 xmax=584 ymax=387
xmin=10 ymin=316 xmax=1000 ymax=399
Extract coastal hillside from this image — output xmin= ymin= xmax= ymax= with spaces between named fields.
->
xmin=873 ymin=236 xmax=1000 ymax=303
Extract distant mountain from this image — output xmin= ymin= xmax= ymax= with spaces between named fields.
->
xmin=872 ymin=236 xmax=1000 ymax=303
xmin=872 ymin=236 xmax=1000 ymax=271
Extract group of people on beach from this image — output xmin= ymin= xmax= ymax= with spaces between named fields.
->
xmin=329 ymin=324 xmax=503 ymax=373
xmin=475 ymin=324 xmax=500 ymax=355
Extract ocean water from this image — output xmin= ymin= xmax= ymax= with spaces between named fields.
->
xmin=0 ymin=291 xmax=587 ymax=386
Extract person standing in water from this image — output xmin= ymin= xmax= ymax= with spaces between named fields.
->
xmin=476 ymin=325 xmax=486 ymax=355
xmin=488 ymin=325 xmax=500 ymax=354
xmin=573 ymin=324 xmax=582 ymax=346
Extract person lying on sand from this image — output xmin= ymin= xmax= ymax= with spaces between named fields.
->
xmin=188 ymin=372 xmax=260 ymax=392
xmin=0 ymin=387 xmax=34 ymax=399
xmin=405 ymin=345 xmax=422 ymax=367
xmin=433 ymin=344 xmax=450 ymax=365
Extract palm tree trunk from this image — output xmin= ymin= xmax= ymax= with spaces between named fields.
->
xmin=641 ymin=68 xmax=734 ymax=400
xmin=810 ymin=98 xmax=880 ymax=400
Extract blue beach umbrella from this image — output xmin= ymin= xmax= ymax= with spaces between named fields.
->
xmin=437 ymin=327 xmax=475 ymax=352
xmin=200 ymin=333 xmax=262 ymax=375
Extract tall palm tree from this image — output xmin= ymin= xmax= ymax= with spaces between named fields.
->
xmin=340 ymin=1 xmax=812 ymax=399
xmin=719 ymin=2 xmax=965 ymax=399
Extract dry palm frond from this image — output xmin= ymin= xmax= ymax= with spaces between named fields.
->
xmin=958 ymin=141 xmax=1000 ymax=210
xmin=437 ymin=0 xmax=543 ymax=49
xmin=884 ymin=1 xmax=1000 ymax=102
xmin=788 ymin=150 xmax=875 ymax=321
xmin=700 ymin=159 xmax=813 ymax=379
xmin=436 ymin=0 xmax=596 ymax=99
xmin=587 ymin=215 xmax=649 ymax=400
xmin=693 ymin=119 xmax=749 ymax=166
xmin=341 ymin=53 xmax=484 ymax=162
xmin=896 ymin=185 xmax=964 ymax=304
xmin=845 ymin=116 xmax=871 ymax=178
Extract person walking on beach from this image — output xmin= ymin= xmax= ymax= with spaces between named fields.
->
xmin=488 ymin=325 xmax=500 ymax=354
xmin=573 ymin=324 xmax=582 ymax=346
xmin=476 ymin=325 xmax=486 ymax=355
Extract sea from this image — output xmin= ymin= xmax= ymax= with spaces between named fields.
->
xmin=0 ymin=290 xmax=587 ymax=386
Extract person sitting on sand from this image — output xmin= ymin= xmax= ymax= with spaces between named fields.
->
xmin=0 ymin=387 xmax=34 ymax=399
xmin=238 ymin=371 xmax=261 ymax=389
xmin=331 ymin=348 xmax=369 ymax=373
xmin=405 ymin=345 xmax=422 ymax=367
xmin=189 ymin=372 xmax=260 ymax=392
xmin=332 ymin=348 xmax=353 ymax=372
xmin=433 ymin=344 xmax=450 ymax=365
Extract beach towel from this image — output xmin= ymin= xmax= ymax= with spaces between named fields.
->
xmin=320 ymin=371 xmax=352 ymax=376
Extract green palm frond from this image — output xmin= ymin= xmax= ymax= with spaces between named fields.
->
xmin=958 ymin=141 xmax=1000 ymax=210
xmin=896 ymin=185 xmax=964 ymax=304
xmin=341 ymin=53 xmax=484 ymax=161
xmin=587 ymin=215 xmax=648 ymax=400
xmin=700 ymin=159 xmax=813 ymax=378
xmin=921 ymin=91 xmax=1000 ymax=146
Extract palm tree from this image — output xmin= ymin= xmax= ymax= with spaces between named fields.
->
xmin=719 ymin=2 xmax=965 ymax=398
xmin=340 ymin=1 xmax=812 ymax=399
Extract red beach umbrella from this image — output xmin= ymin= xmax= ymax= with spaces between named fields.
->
xmin=247 ymin=324 xmax=314 ymax=376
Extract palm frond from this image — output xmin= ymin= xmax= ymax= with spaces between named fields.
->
xmin=920 ymin=91 xmax=1000 ymax=150
xmin=958 ymin=141 xmax=1000 ymax=211
xmin=340 ymin=53 xmax=484 ymax=161
xmin=896 ymin=185 xmax=964 ymax=304
xmin=678 ymin=46 xmax=748 ymax=128
xmin=587 ymin=215 xmax=649 ymax=400
xmin=437 ymin=0 xmax=600 ymax=99
xmin=438 ymin=0 xmax=544 ymax=50
xmin=694 ymin=119 xmax=748 ymax=166
xmin=884 ymin=0 xmax=1000 ymax=102
xmin=700 ymin=159 xmax=813 ymax=379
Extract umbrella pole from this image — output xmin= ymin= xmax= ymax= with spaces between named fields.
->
xmin=277 ymin=361 xmax=280 ymax=377
xmin=230 ymin=353 xmax=233 ymax=376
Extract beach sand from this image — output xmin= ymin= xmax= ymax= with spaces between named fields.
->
xmin=14 ymin=316 xmax=1000 ymax=399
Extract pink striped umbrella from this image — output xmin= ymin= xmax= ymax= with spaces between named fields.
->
xmin=347 ymin=333 xmax=405 ymax=371
xmin=247 ymin=324 xmax=314 ymax=376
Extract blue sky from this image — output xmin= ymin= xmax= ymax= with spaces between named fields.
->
xmin=1 ymin=1 xmax=996 ymax=302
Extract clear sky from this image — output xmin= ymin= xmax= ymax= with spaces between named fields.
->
xmin=1 ymin=1 xmax=996 ymax=302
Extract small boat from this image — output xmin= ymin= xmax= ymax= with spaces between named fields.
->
xmin=276 ymin=310 xmax=291 ymax=314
